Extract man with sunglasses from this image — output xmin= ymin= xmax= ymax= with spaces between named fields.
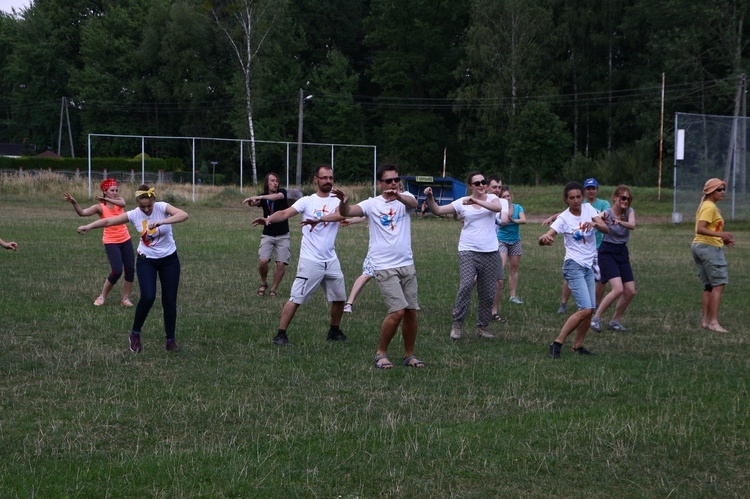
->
xmin=332 ymin=164 xmax=425 ymax=369
xmin=253 ymin=164 xmax=347 ymax=346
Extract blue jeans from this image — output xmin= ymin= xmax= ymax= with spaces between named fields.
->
xmin=562 ymin=259 xmax=596 ymax=310
xmin=132 ymin=251 xmax=180 ymax=339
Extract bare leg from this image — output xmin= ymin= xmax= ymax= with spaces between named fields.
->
xmin=346 ymin=274 xmax=372 ymax=305
xmin=377 ymin=309 xmax=405 ymax=362
xmin=401 ymin=309 xmax=418 ymax=358
xmin=98 ymin=279 xmax=115 ymax=302
xmin=122 ymin=280 xmax=133 ymax=302
xmin=555 ymin=308 xmax=593 ymax=347
xmin=561 ymin=280 xmax=570 ymax=305
xmin=270 ymin=261 xmax=286 ymax=294
xmin=258 ymin=258 xmax=270 ymax=286
xmin=278 ymin=301 xmax=300 ymax=330
xmin=492 ymin=251 xmax=507 ymax=315
xmin=594 ymin=277 xmax=623 ymax=320
xmin=330 ymin=301 xmax=345 ymax=328
xmin=611 ymin=281 xmax=635 ymax=322
xmin=596 ymin=281 xmax=606 ymax=307
xmin=706 ymin=285 xmax=728 ymax=332
xmin=508 ymin=254 xmax=521 ymax=298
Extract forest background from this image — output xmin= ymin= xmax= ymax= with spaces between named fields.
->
xmin=0 ymin=0 xmax=748 ymax=186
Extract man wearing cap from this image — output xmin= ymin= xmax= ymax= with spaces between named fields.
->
xmin=692 ymin=178 xmax=734 ymax=332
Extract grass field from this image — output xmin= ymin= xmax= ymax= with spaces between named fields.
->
xmin=0 ymin=179 xmax=748 ymax=497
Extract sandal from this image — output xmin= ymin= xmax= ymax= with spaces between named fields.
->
xmin=93 ymin=296 xmax=105 ymax=306
xmin=121 ymin=298 xmax=134 ymax=307
xmin=491 ymin=314 xmax=507 ymax=323
xmin=256 ymin=283 xmax=268 ymax=296
xmin=269 ymin=290 xmax=277 ymax=297
xmin=374 ymin=354 xmax=394 ymax=369
xmin=403 ymin=355 xmax=426 ymax=368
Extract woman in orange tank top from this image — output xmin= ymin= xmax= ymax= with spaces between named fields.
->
xmin=64 ymin=179 xmax=135 ymax=306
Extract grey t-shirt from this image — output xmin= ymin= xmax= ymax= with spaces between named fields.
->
xmin=601 ymin=207 xmax=633 ymax=244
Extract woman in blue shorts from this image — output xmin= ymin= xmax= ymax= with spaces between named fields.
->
xmin=494 ymin=186 xmax=526 ymax=310
xmin=590 ymin=185 xmax=636 ymax=333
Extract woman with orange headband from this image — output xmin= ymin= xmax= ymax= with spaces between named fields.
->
xmin=64 ymin=178 xmax=135 ymax=306
xmin=691 ymin=178 xmax=735 ymax=332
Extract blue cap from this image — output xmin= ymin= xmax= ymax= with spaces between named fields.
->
xmin=583 ymin=178 xmax=598 ymax=188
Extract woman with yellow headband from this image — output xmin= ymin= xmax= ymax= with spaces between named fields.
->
xmin=64 ymin=178 xmax=135 ymax=307
xmin=691 ymin=178 xmax=735 ymax=332
xmin=77 ymin=184 xmax=189 ymax=352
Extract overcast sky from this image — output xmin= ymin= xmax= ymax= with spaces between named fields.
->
xmin=0 ymin=0 xmax=30 ymax=15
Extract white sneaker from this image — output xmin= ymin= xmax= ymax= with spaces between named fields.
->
xmin=343 ymin=303 xmax=353 ymax=313
xmin=450 ymin=322 xmax=462 ymax=340
xmin=590 ymin=316 xmax=602 ymax=332
xmin=509 ymin=296 xmax=524 ymax=305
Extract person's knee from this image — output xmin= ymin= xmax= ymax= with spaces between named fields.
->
xmin=390 ymin=309 xmax=406 ymax=321
xmin=108 ymin=271 xmax=122 ymax=284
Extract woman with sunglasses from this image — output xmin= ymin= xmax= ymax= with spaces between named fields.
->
xmin=691 ymin=178 xmax=734 ymax=332
xmin=77 ymin=184 xmax=189 ymax=352
xmin=424 ymin=172 xmax=508 ymax=340
xmin=590 ymin=185 xmax=636 ymax=332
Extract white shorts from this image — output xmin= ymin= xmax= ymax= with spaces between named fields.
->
xmin=289 ymin=257 xmax=346 ymax=305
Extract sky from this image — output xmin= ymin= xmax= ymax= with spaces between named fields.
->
xmin=0 ymin=0 xmax=30 ymax=15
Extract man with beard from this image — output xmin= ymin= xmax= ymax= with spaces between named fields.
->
xmin=253 ymin=165 xmax=347 ymax=346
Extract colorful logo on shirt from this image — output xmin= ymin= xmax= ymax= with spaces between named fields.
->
xmin=308 ymin=204 xmax=332 ymax=231
xmin=378 ymin=207 xmax=398 ymax=230
xmin=139 ymin=220 xmax=158 ymax=246
xmin=715 ymin=220 xmax=723 ymax=232
xmin=571 ymin=223 xmax=592 ymax=244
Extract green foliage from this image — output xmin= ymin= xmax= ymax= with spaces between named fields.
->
xmin=0 ymin=156 xmax=181 ymax=172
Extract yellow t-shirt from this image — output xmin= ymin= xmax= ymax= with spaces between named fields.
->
xmin=693 ymin=200 xmax=724 ymax=247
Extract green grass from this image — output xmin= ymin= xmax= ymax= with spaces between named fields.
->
xmin=0 ymin=188 xmax=748 ymax=497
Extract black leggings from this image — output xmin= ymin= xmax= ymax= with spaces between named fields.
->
xmin=132 ymin=251 xmax=180 ymax=339
xmin=104 ymin=241 xmax=135 ymax=284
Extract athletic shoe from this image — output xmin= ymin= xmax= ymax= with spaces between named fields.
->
xmin=549 ymin=342 xmax=562 ymax=359
xmin=272 ymin=332 xmax=290 ymax=346
xmin=509 ymin=296 xmax=524 ymax=305
xmin=590 ymin=316 xmax=602 ymax=333
xmin=327 ymin=328 xmax=347 ymax=342
xmin=475 ymin=327 xmax=496 ymax=339
xmin=556 ymin=303 xmax=567 ymax=314
xmin=449 ymin=322 xmax=462 ymax=340
xmin=129 ymin=332 xmax=142 ymax=353
xmin=165 ymin=339 xmax=179 ymax=351
xmin=608 ymin=321 xmax=629 ymax=332
xmin=571 ymin=346 xmax=595 ymax=355
xmin=343 ymin=303 xmax=353 ymax=313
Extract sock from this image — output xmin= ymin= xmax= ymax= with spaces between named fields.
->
xmin=277 ymin=329 xmax=286 ymax=336
xmin=329 ymin=325 xmax=341 ymax=333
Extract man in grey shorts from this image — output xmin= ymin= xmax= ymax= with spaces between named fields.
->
xmin=253 ymin=165 xmax=347 ymax=346
xmin=243 ymin=172 xmax=290 ymax=297
xmin=333 ymin=164 xmax=425 ymax=369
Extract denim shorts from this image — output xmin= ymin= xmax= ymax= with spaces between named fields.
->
xmin=562 ymin=259 xmax=596 ymax=310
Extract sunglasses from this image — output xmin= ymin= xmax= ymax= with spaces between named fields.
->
xmin=381 ymin=177 xmax=401 ymax=184
xmin=620 ymin=196 xmax=632 ymax=202
xmin=316 ymin=175 xmax=334 ymax=181
xmin=715 ymin=188 xmax=726 ymax=192
xmin=471 ymin=180 xmax=487 ymax=187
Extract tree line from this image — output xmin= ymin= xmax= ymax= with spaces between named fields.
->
xmin=0 ymin=0 xmax=747 ymax=186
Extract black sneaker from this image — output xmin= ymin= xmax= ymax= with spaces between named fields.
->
xmin=165 ymin=339 xmax=179 ymax=351
xmin=129 ymin=332 xmax=142 ymax=353
xmin=273 ymin=332 xmax=290 ymax=346
xmin=571 ymin=346 xmax=595 ymax=355
xmin=549 ymin=342 xmax=561 ymax=359
xmin=327 ymin=328 xmax=347 ymax=342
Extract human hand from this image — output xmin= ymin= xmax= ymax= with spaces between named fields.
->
xmin=77 ymin=225 xmax=90 ymax=235
xmin=63 ymin=193 xmax=76 ymax=204
xmin=423 ymin=187 xmax=433 ymax=198
xmin=251 ymin=217 xmax=267 ymax=227
xmin=331 ymin=189 xmax=348 ymax=203
xmin=1 ymin=241 xmax=18 ymax=251
xmin=539 ymin=234 xmax=554 ymax=246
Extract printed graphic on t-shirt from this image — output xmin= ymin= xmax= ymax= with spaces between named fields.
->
xmin=377 ymin=206 xmax=406 ymax=231
xmin=568 ymin=222 xmax=593 ymax=244
xmin=308 ymin=203 xmax=332 ymax=231
xmin=138 ymin=220 xmax=159 ymax=246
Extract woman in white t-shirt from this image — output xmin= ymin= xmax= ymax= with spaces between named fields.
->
xmin=77 ymin=184 xmax=189 ymax=353
xmin=539 ymin=181 xmax=608 ymax=359
xmin=425 ymin=172 xmax=509 ymax=340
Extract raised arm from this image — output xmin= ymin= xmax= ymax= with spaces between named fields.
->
xmin=94 ymin=194 xmax=126 ymax=208
xmin=64 ymin=193 xmax=102 ymax=217
xmin=538 ymin=227 xmax=557 ymax=246
xmin=243 ymin=192 xmax=285 ymax=206
xmin=424 ymin=187 xmax=456 ymax=216
xmin=148 ymin=204 xmax=189 ymax=230
xmin=252 ymin=205 xmax=299 ymax=227
xmin=77 ymin=213 xmax=130 ymax=235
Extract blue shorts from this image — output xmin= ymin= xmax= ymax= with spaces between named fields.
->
xmin=598 ymin=241 xmax=634 ymax=284
xmin=562 ymin=259 xmax=596 ymax=310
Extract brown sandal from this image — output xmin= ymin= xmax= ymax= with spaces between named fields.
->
xmin=256 ymin=283 xmax=268 ymax=296
xmin=269 ymin=290 xmax=277 ymax=297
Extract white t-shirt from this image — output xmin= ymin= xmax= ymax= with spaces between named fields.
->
xmin=292 ymin=193 xmax=341 ymax=262
xmin=550 ymin=203 xmax=599 ymax=268
xmin=451 ymin=194 xmax=508 ymax=252
xmin=358 ymin=192 xmax=415 ymax=270
xmin=127 ymin=201 xmax=177 ymax=258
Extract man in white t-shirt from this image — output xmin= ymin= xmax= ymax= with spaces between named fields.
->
xmin=333 ymin=164 xmax=425 ymax=369
xmin=253 ymin=165 xmax=347 ymax=346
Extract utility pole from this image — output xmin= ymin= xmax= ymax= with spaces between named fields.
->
xmin=57 ymin=97 xmax=75 ymax=158
xmin=295 ymin=89 xmax=313 ymax=186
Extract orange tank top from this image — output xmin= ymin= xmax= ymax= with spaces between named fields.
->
xmin=101 ymin=203 xmax=131 ymax=244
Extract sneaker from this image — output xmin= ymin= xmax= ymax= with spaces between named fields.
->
xmin=571 ymin=346 xmax=595 ymax=355
xmin=549 ymin=342 xmax=562 ymax=359
xmin=509 ymin=296 xmax=524 ymax=305
xmin=129 ymin=332 xmax=142 ymax=353
xmin=608 ymin=321 xmax=629 ymax=332
xmin=590 ymin=316 xmax=602 ymax=333
xmin=475 ymin=326 xmax=496 ymax=339
xmin=272 ymin=332 xmax=290 ymax=346
xmin=343 ymin=303 xmax=353 ymax=313
xmin=556 ymin=303 xmax=567 ymax=314
xmin=449 ymin=322 xmax=462 ymax=340
xmin=327 ymin=328 xmax=347 ymax=342
xmin=165 ymin=339 xmax=180 ymax=351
